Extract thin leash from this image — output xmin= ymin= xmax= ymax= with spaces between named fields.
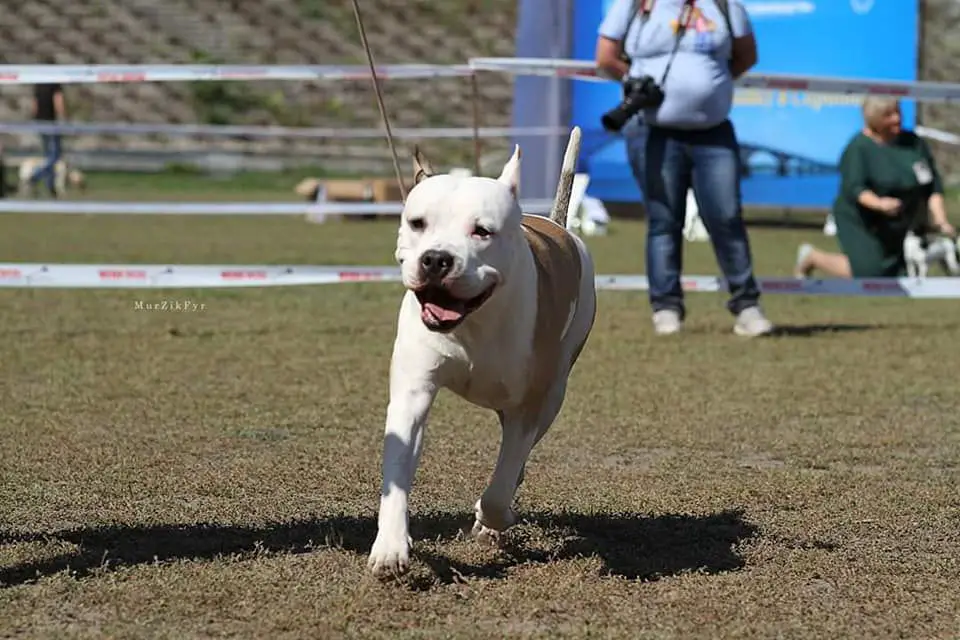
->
xmin=350 ymin=0 xmax=407 ymax=202
xmin=470 ymin=73 xmax=483 ymax=176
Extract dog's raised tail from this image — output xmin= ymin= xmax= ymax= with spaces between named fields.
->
xmin=549 ymin=126 xmax=582 ymax=228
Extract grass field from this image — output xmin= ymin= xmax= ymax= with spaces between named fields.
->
xmin=1 ymin=174 xmax=959 ymax=638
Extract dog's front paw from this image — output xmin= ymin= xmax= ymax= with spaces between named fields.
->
xmin=367 ymin=532 xmax=413 ymax=579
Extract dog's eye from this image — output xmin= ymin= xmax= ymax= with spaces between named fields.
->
xmin=473 ymin=225 xmax=493 ymax=239
xmin=408 ymin=218 xmax=425 ymax=231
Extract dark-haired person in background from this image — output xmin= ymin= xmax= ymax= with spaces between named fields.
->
xmin=28 ymin=82 xmax=67 ymax=197
xmin=0 ymin=141 xmax=11 ymax=198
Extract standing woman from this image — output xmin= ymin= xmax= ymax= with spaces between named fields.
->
xmin=595 ymin=0 xmax=773 ymax=337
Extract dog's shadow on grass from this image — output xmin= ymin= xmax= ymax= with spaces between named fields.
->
xmin=415 ymin=509 xmax=759 ymax=587
xmin=0 ymin=509 xmax=759 ymax=589
xmin=767 ymin=323 xmax=878 ymax=338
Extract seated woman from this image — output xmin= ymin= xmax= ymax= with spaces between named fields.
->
xmin=794 ymin=97 xmax=955 ymax=278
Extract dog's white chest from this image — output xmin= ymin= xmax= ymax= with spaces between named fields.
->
xmin=442 ymin=339 xmax=532 ymax=410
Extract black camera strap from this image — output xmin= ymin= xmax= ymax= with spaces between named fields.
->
xmin=659 ymin=0 xmax=699 ymax=86
xmin=622 ymin=0 xmax=655 ymax=61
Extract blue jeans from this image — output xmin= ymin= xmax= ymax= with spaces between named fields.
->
xmin=30 ymin=134 xmax=62 ymax=195
xmin=624 ymin=118 xmax=761 ymax=318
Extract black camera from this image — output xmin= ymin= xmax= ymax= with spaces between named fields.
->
xmin=601 ymin=75 xmax=665 ymax=133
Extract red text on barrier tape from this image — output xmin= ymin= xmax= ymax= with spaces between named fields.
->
xmin=338 ymin=271 xmax=388 ymax=281
xmin=99 ymin=269 xmax=147 ymax=280
xmin=96 ymin=73 xmax=147 ymax=83
xmin=763 ymin=79 xmax=809 ymax=91
xmin=220 ymin=270 xmax=268 ymax=280
xmin=866 ymin=85 xmax=909 ymax=96
xmin=861 ymin=281 xmax=903 ymax=292
xmin=761 ymin=280 xmax=805 ymax=292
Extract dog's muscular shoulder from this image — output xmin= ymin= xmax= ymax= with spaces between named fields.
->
xmin=520 ymin=214 xmax=586 ymax=407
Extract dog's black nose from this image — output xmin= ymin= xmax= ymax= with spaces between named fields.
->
xmin=419 ymin=250 xmax=455 ymax=280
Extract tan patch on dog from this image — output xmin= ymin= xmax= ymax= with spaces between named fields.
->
xmin=521 ymin=213 xmax=586 ymax=411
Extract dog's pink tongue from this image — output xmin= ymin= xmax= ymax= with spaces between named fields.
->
xmin=423 ymin=302 xmax=464 ymax=324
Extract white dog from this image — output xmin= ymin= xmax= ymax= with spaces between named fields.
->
xmin=566 ymin=173 xmax=611 ymax=237
xmin=367 ymin=127 xmax=597 ymax=579
xmin=903 ymin=230 xmax=960 ymax=279
xmin=18 ymin=157 xmax=86 ymax=196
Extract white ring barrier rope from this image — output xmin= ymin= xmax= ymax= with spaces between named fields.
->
xmin=2 ymin=63 xmax=954 ymax=298
xmin=915 ymin=125 xmax=960 ymax=145
xmin=597 ymin=275 xmax=960 ymax=298
xmin=0 ymin=200 xmax=555 ymax=216
xmin=0 ymin=121 xmax=569 ymax=140
xmin=0 ymin=64 xmax=473 ymax=84
xmin=1 ymin=61 xmax=959 ymax=104
xmin=468 ymin=58 xmax=960 ymax=103
xmin=3 ymin=120 xmax=956 ymax=146
xmin=0 ymin=264 xmax=400 ymax=288
xmin=1 ymin=262 xmax=958 ymax=297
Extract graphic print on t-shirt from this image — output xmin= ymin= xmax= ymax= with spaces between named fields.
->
xmin=670 ymin=6 xmax=717 ymax=54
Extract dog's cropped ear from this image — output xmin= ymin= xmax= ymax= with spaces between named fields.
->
xmin=412 ymin=146 xmax=435 ymax=186
xmin=497 ymin=144 xmax=521 ymax=199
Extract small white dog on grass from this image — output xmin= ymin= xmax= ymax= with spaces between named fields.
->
xmin=903 ymin=230 xmax=960 ymax=279
xmin=367 ymin=127 xmax=597 ymax=579
xmin=18 ymin=157 xmax=86 ymax=197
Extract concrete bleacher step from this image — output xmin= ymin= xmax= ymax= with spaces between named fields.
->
xmin=0 ymin=0 xmax=519 ymax=171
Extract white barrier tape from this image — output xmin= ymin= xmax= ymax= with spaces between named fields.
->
xmin=3 ymin=61 xmax=959 ymax=104
xmin=469 ymin=58 xmax=960 ymax=103
xmin=0 ymin=121 xmax=569 ymax=140
xmin=916 ymin=125 xmax=960 ymax=146
xmin=596 ymin=275 xmax=960 ymax=298
xmin=3 ymin=119 xmax=951 ymax=146
xmin=0 ymin=264 xmax=401 ymax=288
xmin=470 ymin=58 xmax=608 ymax=82
xmin=0 ymin=64 xmax=473 ymax=85
xmin=0 ymin=199 xmax=556 ymax=216
xmin=1 ymin=263 xmax=958 ymax=297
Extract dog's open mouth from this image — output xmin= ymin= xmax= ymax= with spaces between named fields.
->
xmin=414 ymin=284 xmax=495 ymax=332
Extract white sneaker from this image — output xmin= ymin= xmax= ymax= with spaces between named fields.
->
xmin=734 ymin=306 xmax=774 ymax=337
xmin=794 ymin=243 xmax=814 ymax=279
xmin=823 ymin=214 xmax=837 ymax=237
xmin=652 ymin=309 xmax=682 ymax=336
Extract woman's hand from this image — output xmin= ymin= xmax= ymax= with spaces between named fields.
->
xmin=928 ymin=193 xmax=954 ymax=236
xmin=935 ymin=220 xmax=956 ymax=237
xmin=595 ymin=36 xmax=629 ymax=81
xmin=857 ymin=190 xmax=902 ymax=216
xmin=876 ymin=197 xmax=903 ymax=215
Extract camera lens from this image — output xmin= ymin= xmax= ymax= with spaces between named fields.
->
xmin=600 ymin=77 xmax=661 ymax=133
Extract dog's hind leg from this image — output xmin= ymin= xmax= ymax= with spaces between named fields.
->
xmin=515 ymin=376 xmax=572 ymax=491
xmin=472 ymin=411 xmax=538 ymax=539
xmin=472 ymin=378 xmax=571 ymax=540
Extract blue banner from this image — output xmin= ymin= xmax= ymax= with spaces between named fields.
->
xmin=571 ymin=0 xmax=919 ymax=208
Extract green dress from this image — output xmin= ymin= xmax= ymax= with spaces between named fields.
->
xmin=832 ymin=130 xmax=944 ymax=277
